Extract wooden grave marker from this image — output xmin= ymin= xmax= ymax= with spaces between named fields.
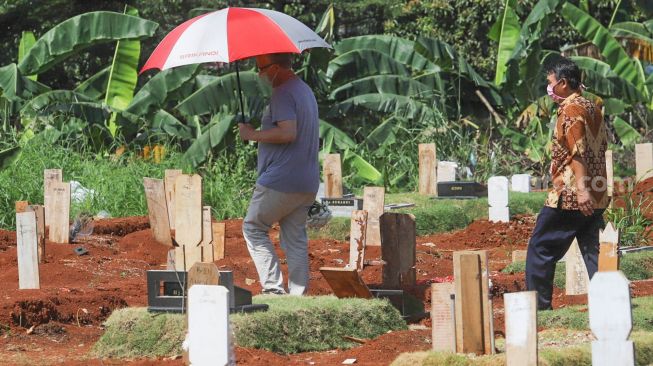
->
xmin=347 ymin=210 xmax=368 ymax=271
xmin=512 ymin=250 xmax=528 ymax=263
xmin=188 ymin=285 xmax=233 ymax=365
xmin=16 ymin=211 xmax=40 ymax=289
xmin=15 ymin=201 xmax=29 ymax=213
xmin=454 ymin=250 xmax=493 ymax=355
xmin=606 ymin=149 xmax=614 ymax=198
xmin=175 ymin=174 xmax=203 ymax=270
xmin=48 ymin=182 xmax=70 ymax=244
xmin=143 ymin=178 xmax=173 ymax=247
xmin=635 ymin=143 xmax=653 ymax=182
xmin=201 ymin=206 xmax=213 ymax=262
xmin=599 ymin=222 xmax=619 ymax=272
xmin=565 ymin=238 xmax=590 ymax=295
xmin=27 ymin=205 xmax=45 ymax=263
xmin=43 ymin=169 xmax=62 ymax=230
xmin=323 ymin=154 xmax=343 ymax=198
xmin=320 ymin=267 xmax=373 ymax=299
xmin=164 ymin=169 xmax=182 ymax=230
xmin=589 ymin=271 xmax=634 ymax=366
xmin=380 ymin=213 xmax=416 ymax=288
xmin=363 ymin=186 xmax=384 ymax=246
xmin=488 ymin=176 xmax=509 ymax=223
xmin=418 ymin=143 xmax=437 ymax=196
xmin=504 ymin=291 xmax=537 ymax=366
xmin=166 ymin=249 xmax=176 ymax=270
xmin=431 ymin=282 xmax=456 ymax=352
xmin=453 ymin=252 xmax=485 ymax=355
xmin=187 ymin=262 xmax=221 ymax=288
xmin=212 ymin=222 xmax=226 ymax=261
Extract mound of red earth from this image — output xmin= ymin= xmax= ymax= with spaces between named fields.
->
xmin=0 ymin=214 xmax=652 ymax=365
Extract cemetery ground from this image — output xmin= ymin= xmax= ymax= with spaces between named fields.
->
xmin=3 ymin=192 xmax=653 ymax=364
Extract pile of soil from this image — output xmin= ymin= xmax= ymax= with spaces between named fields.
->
xmin=0 ymin=213 xmax=652 ymax=365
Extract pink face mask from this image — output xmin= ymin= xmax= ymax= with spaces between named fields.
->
xmin=547 ymin=80 xmax=566 ymax=102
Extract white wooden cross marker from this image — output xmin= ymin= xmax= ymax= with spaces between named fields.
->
xmin=188 ymin=285 xmax=234 ymax=366
xmin=565 ymin=238 xmax=590 ymax=295
xmin=504 ymin=291 xmax=537 ymax=366
xmin=16 ymin=211 xmax=40 ymax=289
xmin=589 ymin=271 xmax=634 ymax=366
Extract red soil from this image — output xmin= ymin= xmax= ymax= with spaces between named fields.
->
xmin=0 ymin=214 xmax=652 ymax=365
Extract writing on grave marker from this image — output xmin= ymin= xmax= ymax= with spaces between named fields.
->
xmin=48 ymin=182 xmax=70 ymax=244
xmin=16 ymin=211 xmax=40 ymax=289
xmin=323 ymin=154 xmax=343 ymax=198
xmin=431 ymin=282 xmax=455 ymax=352
xmin=43 ymin=169 xmax=62 ymax=230
xmin=565 ymin=238 xmax=589 ymax=295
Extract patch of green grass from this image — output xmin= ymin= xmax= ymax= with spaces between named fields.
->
xmin=93 ymin=295 xmax=406 ymax=358
xmin=538 ymin=295 xmax=653 ymax=332
xmin=391 ymin=331 xmax=653 ymax=366
xmin=0 ymin=138 xmax=257 ymax=230
xmin=621 ymin=251 xmax=653 ymax=280
xmin=308 ymin=217 xmax=350 ymax=240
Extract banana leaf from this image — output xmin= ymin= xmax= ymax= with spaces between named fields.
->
xmin=150 ymin=109 xmax=193 ymax=141
xmin=0 ymin=63 xmax=50 ymax=102
xmin=126 ymin=64 xmax=200 ymax=116
xmin=562 ymin=3 xmax=644 ymax=90
xmin=334 ymin=35 xmax=439 ymax=73
xmin=326 ymin=49 xmax=410 ymax=87
xmin=319 ymin=119 xmax=355 ymax=153
xmin=20 ymin=90 xmax=109 ymax=125
xmin=343 ymin=149 xmax=383 ymax=185
xmin=571 ymin=56 xmax=645 ymax=103
xmin=18 ymin=31 xmax=37 ymax=81
xmin=0 ymin=145 xmax=21 ymax=170
xmin=18 ymin=11 xmax=158 ymax=75
xmin=175 ymin=71 xmax=269 ymax=118
xmin=493 ymin=0 xmax=520 ymax=85
xmin=74 ymin=66 xmax=110 ymax=100
xmin=329 ymin=75 xmax=432 ymax=101
xmin=329 ymin=93 xmax=434 ymax=122
xmin=365 ymin=117 xmax=397 ymax=149
xmin=613 ymin=116 xmax=640 ymax=146
xmin=183 ymin=114 xmax=236 ymax=167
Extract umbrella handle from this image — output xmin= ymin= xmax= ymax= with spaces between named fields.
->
xmin=235 ymin=61 xmax=247 ymax=125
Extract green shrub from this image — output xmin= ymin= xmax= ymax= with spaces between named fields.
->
xmin=93 ymin=295 xmax=406 ymax=358
xmin=621 ymin=251 xmax=653 ymax=280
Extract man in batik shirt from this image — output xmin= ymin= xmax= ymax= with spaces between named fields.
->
xmin=525 ymin=57 xmax=609 ymax=310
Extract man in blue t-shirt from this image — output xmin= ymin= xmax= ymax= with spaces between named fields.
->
xmin=238 ymin=53 xmax=319 ymax=295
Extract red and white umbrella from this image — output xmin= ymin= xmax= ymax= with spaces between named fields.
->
xmin=141 ymin=7 xmax=331 ymax=73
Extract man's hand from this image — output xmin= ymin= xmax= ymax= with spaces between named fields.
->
xmin=238 ymin=123 xmax=256 ymax=141
xmin=577 ymin=189 xmax=594 ymax=216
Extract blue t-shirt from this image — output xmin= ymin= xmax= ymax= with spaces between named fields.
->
xmin=256 ymin=77 xmax=320 ymax=194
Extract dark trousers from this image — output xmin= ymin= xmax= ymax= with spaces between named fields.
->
xmin=525 ymin=206 xmax=605 ymax=310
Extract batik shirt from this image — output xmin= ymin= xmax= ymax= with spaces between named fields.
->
xmin=544 ymin=93 xmax=609 ymax=210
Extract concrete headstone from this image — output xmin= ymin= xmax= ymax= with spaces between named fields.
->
xmin=16 ymin=211 xmax=40 ymax=289
xmin=437 ymin=161 xmax=457 ymax=182
xmin=504 ymin=291 xmax=537 ymax=366
xmin=511 ymin=174 xmax=531 ymax=193
xmin=188 ymin=285 xmax=234 ymax=366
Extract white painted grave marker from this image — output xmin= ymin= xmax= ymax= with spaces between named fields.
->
xmin=48 ymin=182 xmax=70 ymax=244
xmin=437 ymin=161 xmax=457 ymax=182
xmin=188 ymin=285 xmax=234 ymax=366
xmin=510 ymin=174 xmax=531 ymax=193
xmin=504 ymin=291 xmax=537 ymax=366
xmin=43 ymin=169 xmax=62 ymax=230
xmin=431 ymin=282 xmax=455 ymax=352
xmin=606 ymin=150 xmax=614 ymax=197
xmin=488 ymin=176 xmax=509 ymax=223
xmin=589 ymin=271 xmax=634 ymax=366
xmin=16 ymin=211 xmax=40 ymax=289
xmin=565 ymin=238 xmax=590 ymax=295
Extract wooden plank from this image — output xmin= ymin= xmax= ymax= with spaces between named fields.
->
xmin=565 ymin=238 xmax=590 ymax=295
xmin=431 ymin=282 xmax=456 ymax=352
xmin=48 ymin=182 xmax=70 ymax=244
xmin=187 ymin=262 xmax=221 ymax=288
xmin=15 ymin=201 xmax=29 ymax=213
xmin=143 ymin=178 xmax=173 ymax=247
xmin=363 ymin=187 xmax=384 ymax=246
xmin=512 ymin=250 xmax=527 ymax=263
xmin=43 ymin=169 xmax=62 ymax=230
xmin=636 ymin=143 xmax=653 ymax=182
xmin=504 ymin=291 xmax=538 ymax=366
xmin=174 ymin=174 xmax=202 ymax=269
xmin=323 ymin=154 xmax=343 ymax=198
xmin=319 ymin=267 xmax=373 ymax=299
xmin=348 ymin=210 xmax=368 ymax=271
xmin=164 ymin=169 xmax=182 ymax=230
xmin=201 ymin=206 xmax=213 ymax=262
xmin=605 ymin=150 xmax=614 ymax=197
xmin=166 ymin=249 xmax=176 ymax=270
xmin=599 ymin=222 xmax=619 ymax=272
xmin=212 ymin=222 xmax=226 ymax=261
xmin=27 ymin=205 xmax=45 ymax=263
xmin=418 ymin=143 xmax=437 ymax=196
xmin=174 ymin=246 xmax=185 ymax=272
xmin=380 ymin=213 xmax=416 ymax=288
xmin=16 ymin=211 xmax=40 ymax=289
xmin=454 ymin=252 xmax=485 ymax=355
xmin=454 ymin=250 xmax=493 ymax=354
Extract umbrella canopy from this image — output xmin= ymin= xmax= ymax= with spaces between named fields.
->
xmin=141 ymin=7 xmax=331 ymax=73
